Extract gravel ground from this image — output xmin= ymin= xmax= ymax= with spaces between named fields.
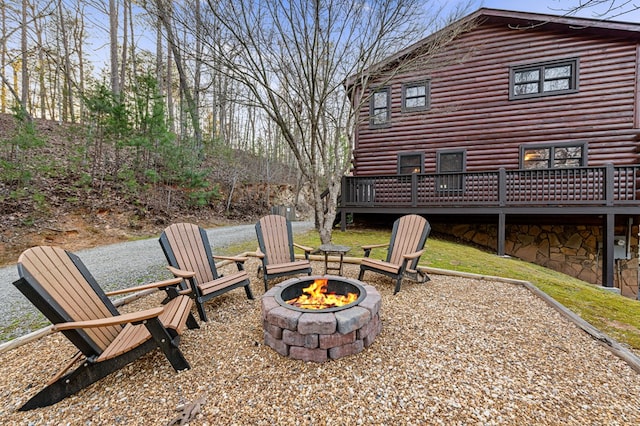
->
xmin=0 ymin=222 xmax=314 ymax=341
xmin=1 ymin=260 xmax=640 ymax=425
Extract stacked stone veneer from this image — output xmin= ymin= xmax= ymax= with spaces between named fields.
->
xmin=432 ymin=222 xmax=639 ymax=299
xmin=261 ymin=279 xmax=382 ymax=363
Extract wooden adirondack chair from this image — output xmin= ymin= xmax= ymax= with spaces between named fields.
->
xmin=358 ymin=214 xmax=431 ymax=294
xmin=159 ymin=222 xmax=254 ymax=321
xmin=13 ymin=246 xmax=199 ymax=411
xmin=255 ymin=214 xmax=313 ymax=290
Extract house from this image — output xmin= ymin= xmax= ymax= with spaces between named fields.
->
xmin=340 ymin=8 xmax=640 ymax=299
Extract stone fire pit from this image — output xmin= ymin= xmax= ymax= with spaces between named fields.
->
xmin=261 ymin=276 xmax=382 ymax=363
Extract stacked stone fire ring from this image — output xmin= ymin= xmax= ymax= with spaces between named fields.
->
xmin=261 ymin=275 xmax=382 ymax=363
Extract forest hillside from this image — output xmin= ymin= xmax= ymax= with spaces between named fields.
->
xmin=0 ymin=113 xmax=306 ymax=266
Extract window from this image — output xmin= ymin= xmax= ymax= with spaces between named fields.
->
xmin=510 ymin=58 xmax=578 ymax=99
xmin=521 ymin=143 xmax=586 ymax=169
xmin=402 ymin=80 xmax=430 ymax=112
xmin=437 ymin=150 xmax=465 ymax=191
xmin=398 ymin=152 xmax=424 ymax=174
xmin=370 ymin=87 xmax=390 ymax=127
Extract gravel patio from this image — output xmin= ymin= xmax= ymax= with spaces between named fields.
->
xmin=1 ymin=259 xmax=640 ymax=425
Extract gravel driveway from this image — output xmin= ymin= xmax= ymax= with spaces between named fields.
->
xmin=0 ymin=221 xmax=314 ymax=342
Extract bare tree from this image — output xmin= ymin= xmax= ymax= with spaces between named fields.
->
xmin=0 ymin=0 xmax=51 ymax=119
xmin=172 ymin=0 xmax=468 ymax=242
xmin=559 ymin=0 xmax=640 ymax=20
xmin=152 ymin=0 xmax=202 ymax=148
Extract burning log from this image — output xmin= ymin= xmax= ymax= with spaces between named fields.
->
xmin=285 ymin=278 xmax=357 ymax=310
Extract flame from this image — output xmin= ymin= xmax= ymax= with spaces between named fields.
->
xmin=286 ymin=278 xmax=358 ymax=310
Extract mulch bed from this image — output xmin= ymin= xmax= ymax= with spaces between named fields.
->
xmin=1 ymin=259 xmax=639 ymax=425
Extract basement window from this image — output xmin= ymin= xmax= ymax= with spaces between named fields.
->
xmin=510 ymin=58 xmax=578 ymax=100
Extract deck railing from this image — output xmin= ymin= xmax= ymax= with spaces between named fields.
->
xmin=340 ymin=164 xmax=640 ymax=208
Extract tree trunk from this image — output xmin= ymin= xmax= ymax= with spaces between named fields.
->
xmin=165 ymin=18 xmax=174 ymax=132
xmin=75 ymin=2 xmax=86 ymax=121
xmin=30 ymin=3 xmax=46 ymax=119
xmin=155 ymin=15 xmax=163 ymax=96
xmin=58 ymin=0 xmax=75 ymax=122
xmin=1 ymin=2 xmax=6 ymax=114
xmin=21 ymin=0 xmax=30 ymax=117
xmin=120 ymin=0 xmax=128 ymax=96
xmin=109 ymin=0 xmax=120 ymax=98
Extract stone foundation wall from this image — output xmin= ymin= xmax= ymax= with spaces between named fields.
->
xmin=432 ymin=222 xmax=639 ymax=299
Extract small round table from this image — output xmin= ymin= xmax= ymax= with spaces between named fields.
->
xmin=318 ymin=243 xmax=351 ymax=276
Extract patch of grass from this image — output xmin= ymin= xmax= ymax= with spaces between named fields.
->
xmin=0 ymin=311 xmax=49 ymax=343
xmin=223 ymin=226 xmax=640 ymax=351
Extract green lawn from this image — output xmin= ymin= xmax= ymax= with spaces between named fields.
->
xmin=226 ymin=226 xmax=640 ymax=351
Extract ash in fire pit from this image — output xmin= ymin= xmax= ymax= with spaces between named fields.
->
xmin=262 ymin=276 xmax=382 ymax=363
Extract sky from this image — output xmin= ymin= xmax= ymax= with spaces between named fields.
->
xmin=470 ymin=0 xmax=640 ymax=23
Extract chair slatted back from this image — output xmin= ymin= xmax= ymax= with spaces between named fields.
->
xmin=256 ymin=215 xmax=294 ymax=266
xmin=160 ymin=223 xmax=218 ymax=284
xmin=16 ymin=246 xmax=121 ymax=355
xmin=387 ymin=215 xmax=431 ymax=269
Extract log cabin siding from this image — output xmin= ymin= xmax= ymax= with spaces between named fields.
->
xmin=353 ymin=20 xmax=640 ymax=176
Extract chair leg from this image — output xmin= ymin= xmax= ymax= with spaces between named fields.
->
xmin=244 ymin=283 xmax=254 ymax=300
xmin=19 ymin=341 xmax=158 ymax=410
xmin=195 ymin=301 xmax=208 ymax=322
xmin=145 ymin=318 xmax=191 ymax=371
xmin=358 ymin=268 xmax=365 ymax=281
xmin=186 ymin=312 xmax=200 ymax=330
xmin=393 ymin=276 xmax=403 ymax=295
xmin=263 ymin=274 xmax=270 ymax=292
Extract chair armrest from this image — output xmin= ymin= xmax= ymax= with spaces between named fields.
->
xmin=255 ymin=248 xmax=265 ymax=259
xmin=402 ymin=250 xmax=425 ymax=260
xmin=212 ymin=255 xmax=249 ymax=263
xmin=361 ymin=243 xmax=389 ymax=257
xmin=293 ymin=243 xmax=313 ymax=253
xmin=166 ymin=265 xmax=196 ymax=279
xmin=105 ymin=277 xmax=184 ymax=296
xmin=362 ymin=243 xmax=389 ymax=250
xmin=52 ymin=307 xmax=165 ymax=331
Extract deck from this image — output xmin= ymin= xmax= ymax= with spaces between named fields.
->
xmin=340 ymin=164 xmax=640 ymax=214
xmin=339 ymin=164 xmax=640 ymax=289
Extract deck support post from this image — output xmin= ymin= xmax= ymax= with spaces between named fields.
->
xmin=603 ymin=213 xmax=615 ymax=287
xmin=497 ymin=212 xmax=506 ymax=256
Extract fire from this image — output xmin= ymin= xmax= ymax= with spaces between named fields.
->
xmin=286 ymin=278 xmax=358 ymax=310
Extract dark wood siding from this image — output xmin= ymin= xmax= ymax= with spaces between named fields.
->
xmin=354 ymin=21 xmax=640 ymax=176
